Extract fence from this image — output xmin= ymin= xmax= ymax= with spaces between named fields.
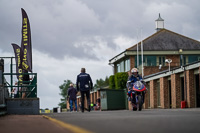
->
xmin=2 ymin=73 xmax=37 ymax=98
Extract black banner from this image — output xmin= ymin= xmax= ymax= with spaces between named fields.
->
xmin=11 ymin=43 xmax=23 ymax=83
xmin=21 ymin=8 xmax=32 ymax=72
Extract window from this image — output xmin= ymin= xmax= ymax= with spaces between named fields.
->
xmin=135 ymin=56 xmax=157 ymax=67
xmin=188 ymin=55 xmax=200 ymax=64
xmin=116 ymin=60 xmax=125 ymax=72
xmin=120 ymin=61 xmax=124 ymax=72
xmin=146 ymin=56 xmax=156 ymax=66
xmin=117 ymin=64 xmax=120 ymax=72
xmin=183 ymin=56 xmax=187 ymax=65
xmin=158 ymin=56 xmax=165 ymax=66
xmin=125 ymin=59 xmax=130 ymax=72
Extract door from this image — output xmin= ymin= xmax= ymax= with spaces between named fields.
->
xmin=195 ymin=74 xmax=200 ymax=107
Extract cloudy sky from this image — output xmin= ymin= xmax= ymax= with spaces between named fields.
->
xmin=1 ymin=0 xmax=200 ymax=109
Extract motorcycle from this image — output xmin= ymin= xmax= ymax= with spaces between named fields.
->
xmin=127 ymin=80 xmax=147 ymax=111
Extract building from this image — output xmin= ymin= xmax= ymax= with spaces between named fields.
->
xmin=109 ymin=14 xmax=200 ymax=109
xmin=109 ymin=14 xmax=200 ymax=77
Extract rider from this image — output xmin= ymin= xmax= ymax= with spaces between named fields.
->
xmin=127 ymin=68 xmax=143 ymax=102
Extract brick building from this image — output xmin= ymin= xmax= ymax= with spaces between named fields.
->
xmin=142 ymin=62 xmax=200 ymax=109
xmin=109 ymin=14 xmax=200 ymax=109
xmin=109 ymin=14 xmax=200 ymax=76
xmin=71 ymin=14 xmax=200 ymax=111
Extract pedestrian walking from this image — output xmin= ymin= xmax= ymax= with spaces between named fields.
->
xmin=76 ymin=68 xmax=93 ymax=113
xmin=67 ymin=83 xmax=78 ymax=112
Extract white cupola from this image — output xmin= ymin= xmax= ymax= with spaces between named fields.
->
xmin=155 ymin=13 xmax=164 ymax=32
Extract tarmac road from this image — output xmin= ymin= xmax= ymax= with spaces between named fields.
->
xmin=45 ymin=108 xmax=200 ymax=133
xmin=0 ymin=115 xmax=72 ymax=133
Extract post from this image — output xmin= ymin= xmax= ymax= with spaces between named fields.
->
xmin=141 ymin=28 xmax=144 ymax=78
xmin=165 ymin=59 xmax=172 ymax=72
xmin=137 ymin=29 xmax=139 ymax=68
xmin=35 ymin=73 xmax=37 ymax=97
xmin=10 ymin=57 xmax=13 ymax=92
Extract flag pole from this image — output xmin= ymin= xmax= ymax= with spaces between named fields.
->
xmin=137 ymin=29 xmax=139 ymax=69
xmin=141 ymin=28 xmax=144 ymax=78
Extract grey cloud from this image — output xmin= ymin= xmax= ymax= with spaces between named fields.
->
xmin=1 ymin=0 xmax=200 ymax=60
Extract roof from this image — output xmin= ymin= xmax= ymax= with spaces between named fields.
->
xmin=155 ymin=13 xmax=164 ymax=21
xmin=127 ymin=29 xmax=200 ymax=51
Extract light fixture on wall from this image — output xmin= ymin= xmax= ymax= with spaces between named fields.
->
xmin=179 ymin=49 xmax=183 ymax=68
xmin=165 ymin=59 xmax=172 ymax=72
xmin=159 ymin=64 xmax=162 ymax=69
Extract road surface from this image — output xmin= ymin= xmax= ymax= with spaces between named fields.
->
xmin=45 ymin=108 xmax=200 ymax=133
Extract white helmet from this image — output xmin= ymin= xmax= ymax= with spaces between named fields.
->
xmin=131 ymin=68 xmax=138 ymax=73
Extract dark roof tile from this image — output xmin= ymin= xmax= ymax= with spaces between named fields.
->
xmin=127 ymin=29 xmax=200 ymax=51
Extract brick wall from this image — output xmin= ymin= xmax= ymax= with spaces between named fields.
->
xmin=160 ymin=77 xmax=169 ymax=108
xmin=128 ymin=101 xmax=132 ymax=110
xmin=143 ymin=82 xmax=150 ymax=109
xmin=150 ymin=80 xmax=157 ymax=108
xmin=97 ymin=90 xmax=100 ymax=99
xmin=143 ymin=92 xmax=149 ymax=109
xmin=171 ymin=74 xmax=181 ymax=108
xmin=130 ymin=56 xmax=135 ymax=70
xmin=186 ymin=70 xmax=195 ymax=108
xmin=90 ymin=94 xmax=93 ymax=104
xmin=143 ymin=66 xmax=177 ymax=76
xmin=166 ymin=55 xmax=180 ymax=66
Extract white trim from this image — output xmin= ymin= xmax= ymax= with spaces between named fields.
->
xmin=126 ymin=50 xmax=200 ymax=55
xmin=144 ymin=62 xmax=200 ymax=82
xmin=109 ymin=52 xmax=126 ymax=64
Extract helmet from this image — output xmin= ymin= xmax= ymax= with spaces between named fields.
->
xmin=131 ymin=68 xmax=138 ymax=73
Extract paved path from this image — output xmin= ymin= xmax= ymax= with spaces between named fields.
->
xmin=46 ymin=108 xmax=200 ymax=133
xmin=0 ymin=115 xmax=72 ymax=133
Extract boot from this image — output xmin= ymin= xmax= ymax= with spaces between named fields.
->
xmin=88 ymin=105 xmax=91 ymax=112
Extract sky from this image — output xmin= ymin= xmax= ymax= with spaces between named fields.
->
xmin=1 ymin=0 xmax=200 ymax=109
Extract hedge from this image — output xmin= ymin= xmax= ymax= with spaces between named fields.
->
xmin=114 ymin=72 xmax=128 ymax=90
xmin=109 ymin=75 xmax=115 ymax=89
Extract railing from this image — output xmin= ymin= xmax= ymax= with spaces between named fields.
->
xmin=2 ymin=73 xmax=37 ymax=98
xmin=0 ymin=86 xmax=9 ymax=116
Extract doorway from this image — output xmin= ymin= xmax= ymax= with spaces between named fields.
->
xmin=168 ymin=80 xmax=172 ymax=108
xmin=195 ymin=74 xmax=200 ymax=107
xmin=181 ymin=77 xmax=185 ymax=101
xmin=157 ymin=81 xmax=160 ymax=107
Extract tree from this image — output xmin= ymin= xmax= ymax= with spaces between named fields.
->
xmin=58 ymin=80 xmax=73 ymax=109
xmin=94 ymin=76 xmax=109 ymax=89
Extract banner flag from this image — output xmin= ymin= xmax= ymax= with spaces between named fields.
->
xmin=11 ymin=43 xmax=23 ymax=83
xmin=21 ymin=8 xmax=32 ymax=72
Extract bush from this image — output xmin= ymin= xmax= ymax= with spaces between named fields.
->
xmin=109 ymin=75 xmax=115 ymax=89
xmin=114 ymin=72 xmax=128 ymax=90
